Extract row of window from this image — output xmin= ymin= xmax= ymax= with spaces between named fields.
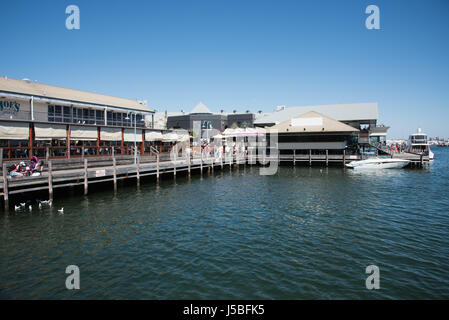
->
xmin=47 ymin=105 xmax=146 ymax=127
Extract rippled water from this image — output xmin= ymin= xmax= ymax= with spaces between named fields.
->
xmin=1 ymin=148 xmax=449 ymax=299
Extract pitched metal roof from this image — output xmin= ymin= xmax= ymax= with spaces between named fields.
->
xmin=190 ymin=101 xmax=212 ymax=114
xmin=270 ymin=111 xmax=359 ymax=134
xmin=254 ymin=102 xmax=378 ymax=125
xmin=0 ymin=77 xmax=153 ymax=112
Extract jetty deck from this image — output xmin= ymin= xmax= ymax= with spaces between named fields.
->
xmin=0 ymin=150 xmax=430 ymax=210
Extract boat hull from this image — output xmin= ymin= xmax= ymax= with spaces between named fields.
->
xmin=346 ymin=158 xmax=410 ymax=169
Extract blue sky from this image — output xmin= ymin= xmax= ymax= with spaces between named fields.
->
xmin=1 ymin=0 xmax=448 ymax=138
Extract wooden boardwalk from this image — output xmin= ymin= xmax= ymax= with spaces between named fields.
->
xmin=0 ymin=154 xmax=250 ymax=210
xmin=0 ymin=150 xmax=430 ymax=210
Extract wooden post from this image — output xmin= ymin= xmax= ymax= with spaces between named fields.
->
xmin=136 ymin=155 xmax=140 ymax=187
xmin=96 ymin=127 xmax=100 ymax=156
xmin=121 ymin=128 xmax=125 ymax=155
xmin=309 ymin=149 xmax=312 ymax=166
xmin=230 ymin=152 xmax=233 ymax=171
xmin=84 ymin=159 xmax=88 ymax=195
xmin=343 ymin=149 xmax=346 ymax=165
xmin=0 ymin=148 xmax=3 ymax=168
xmin=2 ymin=163 xmax=9 ymax=211
xmin=156 ymin=154 xmax=159 ymax=181
xmin=326 ymin=149 xmax=329 ymax=167
xmin=221 ymin=152 xmax=223 ymax=170
xmin=67 ymin=125 xmax=71 ymax=159
xmin=29 ymin=123 xmax=34 ymax=158
xmin=48 ymin=161 xmax=53 ymax=201
xmin=188 ymin=154 xmax=191 ymax=177
xmin=293 ymin=150 xmax=296 ymax=166
xmin=141 ymin=130 xmax=145 ymax=156
xmin=113 ymin=157 xmax=117 ymax=192
xmin=46 ymin=145 xmax=50 ymax=162
xmin=200 ymin=152 xmax=203 ymax=175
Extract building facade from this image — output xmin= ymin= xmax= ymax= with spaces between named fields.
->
xmin=0 ymin=77 xmax=161 ymax=161
xmin=166 ymin=102 xmax=256 ymax=131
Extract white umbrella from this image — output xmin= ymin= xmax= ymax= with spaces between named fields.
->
xmin=162 ymin=133 xmax=179 ymax=142
xmin=145 ymin=131 xmax=164 ymax=141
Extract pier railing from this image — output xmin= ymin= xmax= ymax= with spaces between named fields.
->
xmin=0 ymin=148 xmax=430 ymax=211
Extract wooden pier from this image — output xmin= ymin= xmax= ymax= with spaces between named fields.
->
xmin=0 ymin=149 xmax=430 ymax=211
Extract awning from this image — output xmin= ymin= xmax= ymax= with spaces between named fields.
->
xmin=145 ymin=131 xmax=163 ymax=141
xmin=34 ymin=123 xmax=66 ymax=140
xmin=162 ymin=133 xmax=178 ymax=142
xmin=100 ymin=127 xmax=122 ymax=141
xmin=0 ymin=121 xmax=29 ymax=140
xmin=70 ymin=126 xmax=98 ymax=141
xmin=124 ymin=129 xmax=142 ymax=142
xmin=177 ymin=134 xmax=190 ymax=142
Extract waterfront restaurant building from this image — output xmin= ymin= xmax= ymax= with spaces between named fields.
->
xmin=255 ymin=102 xmax=388 ymax=147
xmin=268 ymin=111 xmax=360 ymax=156
xmin=166 ymin=102 xmax=256 ymax=131
xmin=0 ymin=77 xmax=159 ymax=161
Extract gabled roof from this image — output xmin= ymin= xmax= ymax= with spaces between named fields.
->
xmin=0 ymin=77 xmax=153 ymax=113
xmin=270 ymin=111 xmax=359 ymax=134
xmin=254 ymin=102 xmax=378 ymax=125
xmin=191 ymin=101 xmax=212 ymax=114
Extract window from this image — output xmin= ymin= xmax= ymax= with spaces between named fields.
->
xmin=63 ymin=106 xmax=71 ymax=123
xmin=83 ymin=109 xmax=89 ymax=124
xmin=48 ymin=105 xmax=54 ymax=122
xmin=54 ymin=105 xmax=62 ymax=122
xmin=123 ymin=113 xmax=131 ymax=127
xmin=95 ymin=110 xmax=104 ymax=125
xmin=88 ymin=109 xmax=95 ymax=124
xmin=107 ymin=111 xmax=113 ymax=125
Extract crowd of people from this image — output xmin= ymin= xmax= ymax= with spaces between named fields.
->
xmin=388 ymin=142 xmax=408 ymax=153
xmin=7 ymin=156 xmax=44 ymax=177
xmin=184 ymin=140 xmax=247 ymax=159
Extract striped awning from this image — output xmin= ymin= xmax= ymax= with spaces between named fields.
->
xmin=145 ymin=131 xmax=163 ymax=141
xmin=70 ymin=126 xmax=98 ymax=141
xmin=34 ymin=123 xmax=66 ymax=140
xmin=124 ymin=129 xmax=142 ymax=142
xmin=0 ymin=121 xmax=29 ymax=140
xmin=100 ymin=127 xmax=122 ymax=141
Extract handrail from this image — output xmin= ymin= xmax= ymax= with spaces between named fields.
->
xmin=149 ymin=146 xmax=160 ymax=154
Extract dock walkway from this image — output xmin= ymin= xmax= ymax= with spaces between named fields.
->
xmin=0 ymin=150 xmax=430 ymax=210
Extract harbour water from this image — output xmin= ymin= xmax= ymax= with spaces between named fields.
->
xmin=1 ymin=148 xmax=448 ymax=299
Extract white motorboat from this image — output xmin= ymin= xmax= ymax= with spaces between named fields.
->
xmin=345 ymin=157 xmax=410 ymax=169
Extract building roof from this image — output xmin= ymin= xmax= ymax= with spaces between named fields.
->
xmin=191 ymin=102 xmax=212 ymax=114
xmin=254 ymin=102 xmax=378 ymax=125
xmin=270 ymin=111 xmax=359 ymax=134
xmin=0 ymin=77 xmax=153 ymax=113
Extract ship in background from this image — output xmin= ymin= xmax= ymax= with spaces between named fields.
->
xmin=408 ymin=128 xmax=434 ymax=160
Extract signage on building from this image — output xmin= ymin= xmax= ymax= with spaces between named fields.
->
xmin=0 ymin=100 xmax=20 ymax=115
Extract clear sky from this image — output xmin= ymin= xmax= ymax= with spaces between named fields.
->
xmin=1 ymin=0 xmax=448 ymax=138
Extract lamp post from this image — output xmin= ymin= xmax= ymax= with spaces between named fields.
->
xmin=125 ymin=112 xmax=141 ymax=165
